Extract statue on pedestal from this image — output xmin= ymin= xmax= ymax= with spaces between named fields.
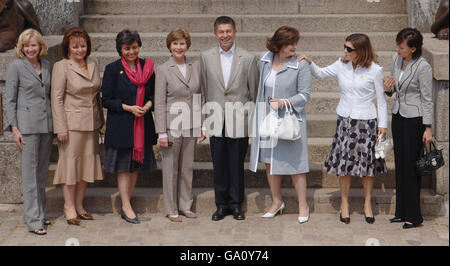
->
xmin=431 ymin=0 xmax=449 ymax=40
xmin=0 ymin=0 xmax=41 ymax=52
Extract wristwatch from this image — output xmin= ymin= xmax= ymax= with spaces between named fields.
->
xmin=424 ymin=124 xmax=431 ymax=128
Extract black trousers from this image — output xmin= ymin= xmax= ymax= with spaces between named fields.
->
xmin=392 ymin=113 xmax=424 ymax=225
xmin=210 ymin=131 xmax=248 ymax=210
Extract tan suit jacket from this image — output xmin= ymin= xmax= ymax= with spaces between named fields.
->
xmin=155 ymin=57 xmax=203 ymax=137
xmin=51 ymin=57 xmax=105 ymax=134
xmin=200 ymin=45 xmax=259 ymax=138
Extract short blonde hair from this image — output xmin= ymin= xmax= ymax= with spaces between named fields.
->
xmin=15 ymin=29 xmax=48 ymax=59
xmin=166 ymin=28 xmax=191 ymax=52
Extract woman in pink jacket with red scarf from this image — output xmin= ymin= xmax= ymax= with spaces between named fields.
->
xmin=101 ymin=29 xmax=158 ymax=224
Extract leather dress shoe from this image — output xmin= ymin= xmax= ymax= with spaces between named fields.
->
xmin=232 ymin=208 xmax=245 ymax=220
xmin=390 ymin=217 xmax=405 ymax=223
xmin=211 ymin=208 xmax=230 ymax=221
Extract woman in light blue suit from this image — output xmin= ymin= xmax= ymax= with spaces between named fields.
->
xmin=249 ymin=26 xmax=312 ymax=224
xmin=5 ymin=29 xmax=53 ymax=235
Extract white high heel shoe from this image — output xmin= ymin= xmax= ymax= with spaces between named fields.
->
xmin=298 ymin=208 xmax=310 ymax=224
xmin=261 ymin=202 xmax=285 ymax=218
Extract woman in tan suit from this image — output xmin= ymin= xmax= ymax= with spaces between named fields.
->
xmin=155 ymin=28 xmax=205 ymax=222
xmin=51 ymin=28 xmax=104 ymax=225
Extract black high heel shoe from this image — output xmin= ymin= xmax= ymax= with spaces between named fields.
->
xmin=120 ymin=209 xmax=140 ymax=224
xmin=363 ymin=208 xmax=375 ymax=224
xmin=365 ymin=215 xmax=375 ymax=224
xmin=339 ymin=212 xmax=350 ymax=224
xmin=402 ymin=222 xmax=421 ymax=229
xmin=390 ymin=217 xmax=405 ymax=223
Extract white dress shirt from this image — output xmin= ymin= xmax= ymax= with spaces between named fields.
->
xmin=265 ymin=68 xmax=277 ymax=89
xmin=310 ymin=58 xmax=388 ymax=128
xmin=219 ymin=43 xmax=236 ymax=88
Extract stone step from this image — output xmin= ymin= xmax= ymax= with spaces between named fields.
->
xmin=47 ymin=161 xmax=426 ymax=189
xmin=85 ymin=0 xmax=406 ymax=15
xmin=89 ymin=32 xmax=399 ymax=52
xmin=44 ymin=187 xmax=443 ymax=216
xmin=152 ymin=138 xmax=398 ymax=164
xmin=48 ymin=116 xmax=367 ymax=161
xmin=307 ymin=92 xmax=395 ymax=115
xmin=97 ymin=69 xmax=394 ymax=93
xmin=310 ymin=70 xmax=394 ymax=92
xmin=80 ymin=14 xmax=408 ymax=33
xmin=93 ymin=50 xmax=396 ymax=73
xmin=49 ymin=137 xmax=397 ymax=164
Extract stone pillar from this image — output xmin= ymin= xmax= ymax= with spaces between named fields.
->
xmin=422 ymin=35 xmax=449 ymax=199
xmin=0 ymin=79 xmax=22 ymax=203
xmin=407 ymin=0 xmax=441 ymax=32
xmin=29 ymin=0 xmax=84 ymax=35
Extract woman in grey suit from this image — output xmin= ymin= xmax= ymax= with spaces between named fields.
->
xmin=5 ymin=29 xmax=53 ymax=235
xmin=383 ymin=28 xmax=433 ymax=229
xmin=155 ymin=28 xmax=206 ymax=222
xmin=249 ymin=26 xmax=312 ymax=224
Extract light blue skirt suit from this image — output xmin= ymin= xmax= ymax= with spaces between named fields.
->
xmin=249 ymin=51 xmax=312 ymax=175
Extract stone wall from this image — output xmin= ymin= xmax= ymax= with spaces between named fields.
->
xmin=0 ymin=81 xmax=22 ymax=203
xmin=407 ymin=0 xmax=441 ymax=32
xmin=422 ymin=35 xmax=449 ymax=198
xmin=29 ymin=0 xmax=84 ymax=35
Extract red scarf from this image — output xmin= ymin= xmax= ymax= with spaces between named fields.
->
xmin=121 ymin=57 xmax=154 ymax=163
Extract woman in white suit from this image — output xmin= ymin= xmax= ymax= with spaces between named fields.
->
xmin=299 ymin=33 xmax=388 ymax=225
xmin=5 ymin=29 xmax=53 ymax=235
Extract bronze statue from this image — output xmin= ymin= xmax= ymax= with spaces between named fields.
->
xmin=0 ymin=0 xmax=41 ymax=52
xmin=431 ymin=0 xmax=449 ymax=40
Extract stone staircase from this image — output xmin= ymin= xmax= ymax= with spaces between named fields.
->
xmin=44 ymin=0 xmax=444 ymax=215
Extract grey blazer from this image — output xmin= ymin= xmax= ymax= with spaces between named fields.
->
xmin=387 ymin=54 xmax=433 ymax=125
xmin=154 ymin=57 xmax=203 ymax=135
xmin=5 ymin=58 xmax=53 ymax=134
xmin=200 ymin=45 xmax=259 ymax=138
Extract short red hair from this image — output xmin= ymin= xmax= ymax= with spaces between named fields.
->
xmin=61 ymin=27 xmax=91 ymax=59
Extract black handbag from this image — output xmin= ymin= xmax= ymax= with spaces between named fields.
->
xmin=416 ymin=141 xmax=445 ymax=175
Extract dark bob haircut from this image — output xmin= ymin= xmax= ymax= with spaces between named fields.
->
xmin=396 ymin=28 xmax=423 ymax=59
xmin=266 ymin=26 xmax=300 ymax=54
xmin=62 ymin=27 xmax=91 ymax=59
xmin=214 ymin=16 xmax=236 ymax=32
xmin=116 ymin=29 xmax=142 ymax=56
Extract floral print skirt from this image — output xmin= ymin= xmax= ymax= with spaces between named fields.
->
xmin=324 ymin=116 xmax=387 ymax=178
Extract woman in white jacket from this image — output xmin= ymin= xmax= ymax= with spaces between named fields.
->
xmin=299 ymin=33 xmax=388 ymax=225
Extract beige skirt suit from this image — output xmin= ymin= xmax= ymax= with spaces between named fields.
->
xmin=51 ymin=57 xmax=105 ymax=185
xmin=154 ymin=57 xmax=203 ymax=216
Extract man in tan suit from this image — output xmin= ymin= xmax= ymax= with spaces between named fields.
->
xmin=201 ymin=16 xmax=259 ymax=221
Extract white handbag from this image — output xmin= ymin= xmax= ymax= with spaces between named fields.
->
xmin=375 ymin=135 xmax=393 ymax=159
xmin=259 ymin=99 xmax=301 ymax=141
